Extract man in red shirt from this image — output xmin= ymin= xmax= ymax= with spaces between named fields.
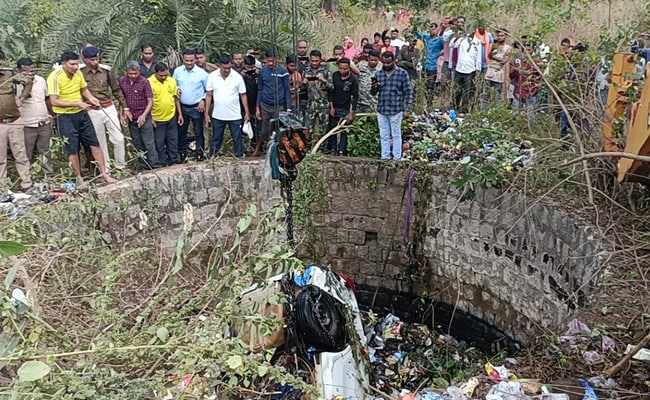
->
xmin=119 ymin=60 xmax=161 ymax=169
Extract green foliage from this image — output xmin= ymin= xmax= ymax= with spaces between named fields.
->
xmin=1 ymin=0 xmax=318 ymax=70
xmin=0 ymin=241 xmax=26 ymax=257
xmin=347 ymin=116 xmax=381 ymax=158
xmin=293 ymin=153 xmax=328 ymax=228
xmin=0 ymin=196 xmax=311 ymax=398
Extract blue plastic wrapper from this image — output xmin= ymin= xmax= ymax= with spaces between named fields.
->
xmin=579 ymin=378 xmax=599 ymax=400
xmin=293 ymin=265 xmax=314 ymax=287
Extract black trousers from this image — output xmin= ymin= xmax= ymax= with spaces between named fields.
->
xmin=453 ymin=71 xmax=476 ymax=113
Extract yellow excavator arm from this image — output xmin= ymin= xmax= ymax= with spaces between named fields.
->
xmin=603 ymin=52 xmax=650 ymax=183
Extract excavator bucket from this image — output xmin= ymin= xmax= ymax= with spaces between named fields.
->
xmin=604 ymin=53 xmax=650 ymax=183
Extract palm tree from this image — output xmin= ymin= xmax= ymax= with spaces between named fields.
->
xmin=38 ymin=0 xmax=319 ymax=70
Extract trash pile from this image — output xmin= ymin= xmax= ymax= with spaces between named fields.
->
xmin=0 ymin=182 xmax=76 ymax=219
xmin=401 ymin=110 xmax=535 ymax=172
xmin=364 ymin=313 xmax=610 ymax=400
xmin=558 ymin=318 xmax=618 ymax=365
xmin=364 ymin=312 xmax=485 ymax=398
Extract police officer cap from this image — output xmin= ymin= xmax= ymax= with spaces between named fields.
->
xmin=82 ymin=46 xmax=99 ymax=58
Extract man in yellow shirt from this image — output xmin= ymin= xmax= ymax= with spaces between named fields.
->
xmin=149 ymin=63 xmax=183 ymax=166
xmin=47 ymin=51 xmax=116 ymax=186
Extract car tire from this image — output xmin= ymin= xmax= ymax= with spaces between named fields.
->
xmin=296 ymin=285 xmax=346 ymax=352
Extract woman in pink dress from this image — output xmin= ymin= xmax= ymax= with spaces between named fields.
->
xmin=343 ymin=37 xmax=356 ymax=59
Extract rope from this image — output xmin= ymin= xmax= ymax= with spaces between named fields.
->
xmin=280 ymin=173 xmax=296 ymax=247
xmin=269 ymin=0 xmax=280 ymax=114
xmin=403 ymin=167 xmax=415 ymax=245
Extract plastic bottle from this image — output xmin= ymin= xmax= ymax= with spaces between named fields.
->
xmin=63 ymin=181 xmax=77 ymax=192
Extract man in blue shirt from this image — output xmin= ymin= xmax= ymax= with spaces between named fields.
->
xmin=173 ymin=49 xmax=208 ymax=162
xmin=416 ymin=25 xmax=444 ymax=96
xmin=371 ymin=51 xmax=413 ymax=160
xmin=254 ymin=49 xmax=291 ymax=157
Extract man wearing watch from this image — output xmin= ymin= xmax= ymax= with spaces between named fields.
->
xmin=173 ymin=49 xmax=208 ymax=162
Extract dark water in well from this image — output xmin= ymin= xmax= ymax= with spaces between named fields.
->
xmin=355 ymin=284 xmax=522 ymax=355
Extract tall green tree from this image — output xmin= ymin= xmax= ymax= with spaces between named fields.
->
xmin=37 ymin=0 xmax=318 ymax=70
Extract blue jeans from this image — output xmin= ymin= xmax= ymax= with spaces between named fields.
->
xmin=560 ymin=110 xmax=569 ymax=141
xmin=178 ymin=105 xmax=205 ymax=156
xmin=377 ymin=112 xmax=403 ymax=160
xmin=210 ymin=118 xmax=244 ymax=158
xmin=153 ymin=116 xmax=179 ymax=166
xmin=513 ymin=96 xmax=536 ymax=129
xmin=481 ymin=80 xmax=504 ymax=109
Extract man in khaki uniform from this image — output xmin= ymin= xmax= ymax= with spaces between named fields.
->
xmin=195 ymin=48 xmax=218 ymax=73
xmin=80 ymin=46 xmax=128 ymax=172
xmin=0 ymin=50 xmax=33 ymax=192
xmin=16 ymin=57 xmax=54 ymax=178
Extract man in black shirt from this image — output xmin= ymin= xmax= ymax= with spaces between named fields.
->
xmin=326 ymin=57 xmax=359 ymax=156
xmin=138 ymin=44 xmax=158 ymax=78
xmin=241 ymin=55 xmax=259 ymax=149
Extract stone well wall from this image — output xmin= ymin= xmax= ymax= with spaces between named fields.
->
xmin=96 ymin=161 xmax=281 ymax=250
xmin=300 ymin=158 xmax=606 ymax=345
xmin=96 ymin=158 xmax=605 ymax=345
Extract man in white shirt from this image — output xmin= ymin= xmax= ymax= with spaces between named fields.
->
xmin=450 ymin=31 xmax=482 ymax=113
xmin=204 ymin=54 xmax=250 ymax=158
xmin=390 ymin=28 xmax=405 ymax=49
xmin=16 ymin=58 xmax=54 ymax=178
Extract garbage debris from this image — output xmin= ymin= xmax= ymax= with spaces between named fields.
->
xmin=485 ymin=381 xmax=525 ymax=400
xmin=625 ymin=344 xmax=650 ymax=361
xmin=10 ymin=288 xmax=29 ymax=314
xmin=364 ymin=312 xmax=487 ymax=397
xmin=401 ymin=110 xmax=535 ymax=172
xmin=0 ymin=183 xmax=74 ymax=219
xmin=558 ymin=319 xmax=616 ymax=366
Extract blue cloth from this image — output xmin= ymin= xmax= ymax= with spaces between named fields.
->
xmin=269 ymin=143 xmax=281 ymax=180
xmin=256 ymin=65 xmax=292 ymax=109
xmin=178 ymin=105 xmax=205 ymax=156
xmin=639 ymin=48 xmax=650 ymax=64
xmin=373 ymin=67 xmax=413 ymax=116
xmin=416 ymin=31 xmax=444 ymax=71
xmin=478 ymin=33 xmax=494 ymax=70
xmin=377 ymin=111 xmax=403 ymax=160
xmin=578 ymin=378 xmax=598 ymax=400
xmin=210 ymin=118 xmax=244 ymax=157
xmin=172 ymin=66 xmax=208 ymax=105
xmin=293 ymin=265 xmax=314 ymax=286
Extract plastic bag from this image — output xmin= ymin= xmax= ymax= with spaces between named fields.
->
xmin=243 ymin=121 xmax=253 ymax=139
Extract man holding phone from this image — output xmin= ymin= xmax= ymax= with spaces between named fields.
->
xmin=357 ymin=49 xmax=381 ymax=112
xmin=303 ymin=50 xmax=334 ymax=135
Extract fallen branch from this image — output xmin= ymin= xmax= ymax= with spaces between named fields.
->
xmin=561 ymin=151 xmax=650 ymax=167
xmin=604 ymin=331 xmax=650 ymax=378
xmin=310 ymin=112 xmax=374 ymax=154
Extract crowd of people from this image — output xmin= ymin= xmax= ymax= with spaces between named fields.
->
xmin=0 ymin=15 xmax=619 ymax=190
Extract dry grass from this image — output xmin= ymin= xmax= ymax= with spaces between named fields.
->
xmin=314 ymin=0 xmax=645 ymax=51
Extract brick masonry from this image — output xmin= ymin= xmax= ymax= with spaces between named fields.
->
xmin=96 ymin=158 xmax=605 ymax=345
xmin=96 ymin=161 xmax=281 ymax=252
